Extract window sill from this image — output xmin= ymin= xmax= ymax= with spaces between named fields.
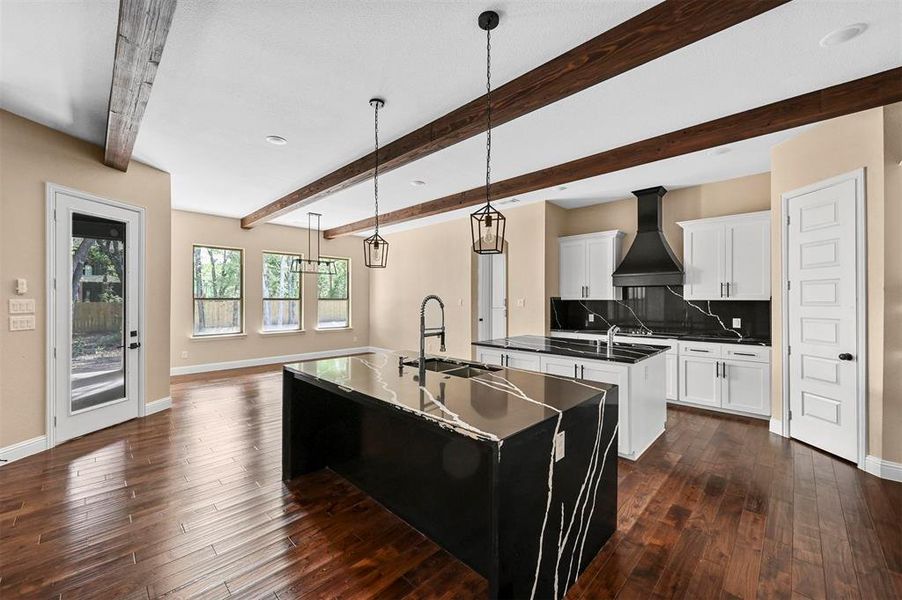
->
xmin=190 ymin=333 xmax=247 ymax=341
xmin=314 ymin=327 xmax=353 ymax=332
xmin=259 ymin=329 xmax=305 ymax=337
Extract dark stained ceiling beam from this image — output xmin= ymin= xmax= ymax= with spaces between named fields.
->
xmin=323 ymin=67 xmax=902 ymax=238
xmin=240 ymin=0 xmax=791 ymax=228
xmin=103 ymin=0 xmax=177 ymax=171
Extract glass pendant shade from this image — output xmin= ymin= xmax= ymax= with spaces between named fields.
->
xmin=470 ymin=203 xmax=505 ymax=254
xmin=363 ymin=232 xmax=389 ymax=268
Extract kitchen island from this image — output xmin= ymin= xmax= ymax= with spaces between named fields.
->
xmin=283 ymin=350 xmax=618 ymax=600
xmin=473 ymin=335 xmax=667 ymax=460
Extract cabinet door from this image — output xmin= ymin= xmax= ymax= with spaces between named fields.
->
xmin=722 ymin=359 xmax=770 ymax=415
xmin=683 ymin=225 xmax=724 ymax=300
xmin=586 ymin=236 xmax=617 ymax=300
xmin=476 ymin=348 xmax=505 ymax=367
xmin=540 ymin=355 xmax=580 ymax=378
xmin=559 ymin=239 xmax=586 ymax=300
xmin=665 ymin=354 xmax=678 ymax=401
xmin=505 ymin=351 xmax=541 ymax=372
xmin=578 ymin=361 xmax=623 ymax=387
xmin=724 ymin=218 xmax=771 ymax=300
xmin=679 ymin=356 xmax=720 ymax=407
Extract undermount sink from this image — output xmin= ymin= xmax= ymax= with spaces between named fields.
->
xmin=404 ymin=358 xmax=501 ymax=379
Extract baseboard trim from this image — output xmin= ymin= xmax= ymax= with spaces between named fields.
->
xmin=864 ymin=455 xmax=902 ymax=483
xmin=170 ymin=346 xmax=381 ymax=376
xmin=0 ymin=435 xmax=48 ymax=466
xmin=146 ymin=396 xmax=172 ymax=415
xmin=769 ymin=418 xmax=785 ymax=437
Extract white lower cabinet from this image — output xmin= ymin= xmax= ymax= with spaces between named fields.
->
xmin=679 ymin=356 xmax=720 ymax=408
xmin=475 ymin=348 xmax=541 ymax=371
xmin=721 ymin=359 xmax=770 ymax=415
xmin=476 ymin=348 xmax=505 ymax=367
xmin=677 ymin=341 xmax=770 ymax=417
xmin=665 ymin=354 xmax=678 ymax=402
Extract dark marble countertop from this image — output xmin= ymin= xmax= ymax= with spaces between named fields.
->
xmin=284 ymin=350 xmax=614 ymax=442
xmin=551 ymin=328 xmax=772 ymax=347
xmin=472 ymin=335 xmax=668 ymax=363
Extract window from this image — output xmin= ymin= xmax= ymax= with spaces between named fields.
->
xmin=193 ymin=245 xmax=243 ymax=336
xmin=317 ymin=257 xmax=350 ymax=329
xmin=262 ymin=252 xmax=301 ymax=331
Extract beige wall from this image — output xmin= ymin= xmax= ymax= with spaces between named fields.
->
xmin=170 ymin=210 xmax=370 ymax=369
xmin=770 ymin=106 xmax=895 ymax=461
xmin=881 ymin=104 xmax=902 ymax=463
xmin=0 ymin=110 xmax=171 ymax=448
xmin=369 ymin=201 xmax=550 ymax=360
xmin=562 ymin=172 xmax=772 ymax=260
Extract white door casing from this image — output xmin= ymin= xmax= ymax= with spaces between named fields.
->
xmin=47 ymin=185 xmax=145 ymax=446
xmin=784 ymin=171 xmax=865 ymax=463
xmin=477 ymin=253 xmax=507 ymax=341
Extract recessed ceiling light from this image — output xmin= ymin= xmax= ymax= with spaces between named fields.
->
xmin=265 ymin=135 xmax=288 ymax=146
xmin=558 ymin=185 xmax=568 ymax=191
xmin=709 ymin=146 xmax=731 ymax=156
xmin=819 ymin=23 xmax=867 ymax=47
xmin=410 ymin=180 xmax=426 ymax=186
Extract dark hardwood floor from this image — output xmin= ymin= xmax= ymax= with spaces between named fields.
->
xmin=1 ymin=363 xmax=900 ymax=599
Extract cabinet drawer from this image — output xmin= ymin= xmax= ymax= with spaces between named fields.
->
xmin=679 ymin=341 xmax=722 ymax=357
xmin=615 ymin=335 xmax=678 ymax=353
xmin=722 ymin=345 xmax=771 ymax=363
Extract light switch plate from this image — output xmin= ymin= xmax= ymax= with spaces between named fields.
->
xmin=9 ymin=298 xmax=35 ymax=314
xmin=9 ymin=315 xmax=35 ymax=331
xmin=588 ymin=314 xmax=595 ymax=323
xmin=732 ymin=318 xmax=742 ymax=328
xmin=517 ymin=298 xmax=525 ymax=307
xmin=554 ymin=431 xmax=565 ymax=461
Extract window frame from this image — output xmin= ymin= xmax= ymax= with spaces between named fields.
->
xmin=191 ymin=244 xmax=245 ymax=338
xmin=316 ymin=255 xmax=352 ymax=330
xmin=261 ymin=250 xmax=304 ymax=333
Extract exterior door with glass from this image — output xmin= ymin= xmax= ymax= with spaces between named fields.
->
xmin=51 ymin=188 xmax=143 ymax=444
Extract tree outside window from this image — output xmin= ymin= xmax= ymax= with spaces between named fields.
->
xmin=317 ymin=257 xmax=350 ymax=329
xmin=262 ymin=252 xmax=301 ymax=331
xmin=193 ymin=246 xmax=243 ymax=335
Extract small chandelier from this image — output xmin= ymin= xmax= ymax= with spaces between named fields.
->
xmin=470 ymin=10 xmax=505 ymax=255
xmin=292 ymin=212 xmax=336 ymax=275
xmin=364 ymin=98 xmax=389 ymax=268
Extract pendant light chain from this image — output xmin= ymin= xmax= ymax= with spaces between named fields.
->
xmin=485 ymin=25 xmax=492 ymax=208
xmin=373 ymin=100 xmax=380 ymax=233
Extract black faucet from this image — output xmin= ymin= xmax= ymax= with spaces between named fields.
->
xmin=419 ymin=294 xmax=446 ymax=381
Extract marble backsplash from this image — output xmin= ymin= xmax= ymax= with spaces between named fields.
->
xmin=550 ymin=286 xmax=771 ymax=340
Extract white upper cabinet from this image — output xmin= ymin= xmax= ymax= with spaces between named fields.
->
xmin=678 ymin=211 xmax=770 ymax=300
xmin=559 ymin=231 xmax=624 ymax=300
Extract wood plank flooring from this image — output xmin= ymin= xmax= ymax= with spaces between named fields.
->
xmin=1 ymin=363 xmax=900 ymax=599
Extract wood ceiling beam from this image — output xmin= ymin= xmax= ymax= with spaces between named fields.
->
xmin=323 ymin=67 xmax=902 ymax=238
xmin=240 ymin=0 xmax=790 ymax=228
xmin=103 ymin=0 xmax=177 ymax=171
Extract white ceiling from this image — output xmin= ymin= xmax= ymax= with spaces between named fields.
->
xmin=2 ymin=1 xmax=900 ymax=235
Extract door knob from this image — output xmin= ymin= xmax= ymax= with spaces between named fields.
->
xmin=838 ymin=353 xmax=853 ymax=361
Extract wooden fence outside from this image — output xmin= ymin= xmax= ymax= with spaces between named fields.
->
xmin=73 ymin=302 xmax=122 ymax=333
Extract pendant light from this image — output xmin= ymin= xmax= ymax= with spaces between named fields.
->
xmin=470 ymin=10 xmax=505 ymax=255
xmin=364 ymin=98 xmax=389 ymax=268
xmin=292 ymin=212 xmax=335 ymax=275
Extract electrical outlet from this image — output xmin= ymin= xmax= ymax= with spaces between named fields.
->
xmin=588 ymin=313 xmax=595 ymax=323
xmin=9 ymin=298 xmax=35 ymax=314
xmin=732 ymin=318 xmax=742 ymax=328
xmin=9 ymin=315 xmax=35 ymax=331
xmin=180 ymin=351 xmax=189 ymax=359
xmin=555 ymin=431 xmax=566 ymax=461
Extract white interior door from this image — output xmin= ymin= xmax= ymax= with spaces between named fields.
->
xmin=51 ymin=189 xmax=143 ymax=444
xmin=786 ymin=175 xmax=861 ymax=462
xmin=477 ymin=253 xmax=506 ymax=340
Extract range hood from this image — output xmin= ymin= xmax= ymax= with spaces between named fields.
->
xmin=612 ymin=186 xmax=683 ymax=287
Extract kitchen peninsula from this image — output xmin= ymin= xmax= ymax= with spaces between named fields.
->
xmin=473 ymin=335 xmax=667 ymax=460
xmin=282 ymin=350 xmax=618 ymax=600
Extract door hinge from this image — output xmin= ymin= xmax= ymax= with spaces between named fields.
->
xmin=787 ymin=280 xmax=791 ymax=290
xmin=786 ymin=215 xmax=790 ymax=226
xmin=54 ymin=416 xmax=57 ymax=427
xmin=788 ymin=410 xmax=793 ymax=421
xmin=54 ymin=209 xmax=58 ymax=221
xmin=53 ymin=347 xmax=56 ymax=359
xmin=788 ymin=345 xmax=791 ymax=355
xmin=53 ymin=278 xmax=57 ymax=291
